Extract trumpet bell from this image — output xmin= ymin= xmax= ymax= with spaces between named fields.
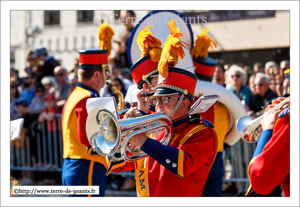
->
xmin=236 ymin=116 xmax=262 ymax=143
xmin=86 ymin=107 xmax=121 ymax=156
xmin=86 ymin=106 xmax=173 ymax=162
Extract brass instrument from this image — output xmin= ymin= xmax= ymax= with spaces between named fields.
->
xmin=86 ymin=107 xmax=173 ymax=162
xmin=236 ymin=97 xmax=290 ymax=143
xmin=106 ymin=82 xmax=126 ymax=111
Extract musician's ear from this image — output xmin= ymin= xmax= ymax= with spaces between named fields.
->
xmin=182 ymin=99 xmax=188 ymax=109
xmin=143 ymin=83 xmax=149 ymax=90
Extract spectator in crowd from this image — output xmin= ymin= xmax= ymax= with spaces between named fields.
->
xmin=212 ymin=62 xmax=226 ymax=87
xmin=243 ymin=65 xmax=253 ymax=85
xmin=283 ymin=69 xmax=290 ymax=95
xmin=53 ymin=66 xmax=72 ymax=112
xmin=248 ymin=73 xmax=278 ymax=118
xmin=113 ymin=10 xmax=136 ymax=69
xmin=264 ymin=61 xmax=277 ymax=75
xmin=34 ymin=47 xmax=60 ymax=77
xmin=24 ymin=50 xmax=35 ymax=74
xmin=10 ymin=67 xmax=22 ymax=87
xmin=100 ymin=64 xmax=133 ymax=97
xmin=227 ymin=65 xmax=252 ymax=106
xmin=279 ymin=60 xmax=290 ymax=76
xmin=38 ymin=93 xmax=60 ymax=184
xmin=274 ymin=74 xmax=284 ymax=97
xmin=67 ymin=72 xmax=78 ymax=91
xmin=19 ymin=72 xmax=38 ymax=106
xmin=248 ymin=74 xmax=256 ymax=95
xmin=269 ymin=76 xmax=276 ymax=92
xmin=111 ymin=77 xmax=127 ymax=98
xmin=253 ymin=62 xmax=264 ymax=74
xmin=110 ymin=65 xmax=133 ymax=90
xmin=18 ymin=83 xmax=46 ymax=116
xmin=121 ymin=68 xmax=133 ymax=83
xmin=41 ymin=76 xmax=59 ymax=95
xmin=10 ymin=77 xmax=20 ymax=120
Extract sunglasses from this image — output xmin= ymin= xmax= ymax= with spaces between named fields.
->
xmin=35 ymin=89 xmax=45 ymax=93
xmin=10 ymin=85 xmax=17 ymax=89
xmin=54 ymin=73 xmax=64 ymax=77
xmin=231 ymin=74 xmax=241 ymax=78
xmin=152 ymin=96 xmax=180 ymax=105
xmin=254 ymin=83 xmax=264 ymax=87
xmin=276 ymin=83 xmax=283 ymax=86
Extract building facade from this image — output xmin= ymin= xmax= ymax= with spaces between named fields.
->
xmin=11 ymin=10 xmax=289 ymax=77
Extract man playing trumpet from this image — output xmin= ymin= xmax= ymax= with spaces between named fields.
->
xmin=246 ymin=94 xmax=290 ymax=197
xmin=106 ymin=20 xmax=218 ymax=197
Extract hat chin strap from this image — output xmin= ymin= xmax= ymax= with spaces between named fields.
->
xmin=144 ymin=78 xmax=154 ymax=89
xmin=166 ymin=93 xmax=185 ymax=117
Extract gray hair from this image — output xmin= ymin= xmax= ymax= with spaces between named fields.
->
xmin=265 ymin=61 xmax=277 ymax=69
xmin=227 ymin=65 xmax=247 ymax=85
xmin=255 ymin=72 xmax=270 ymax=84
xmin=280 ymin=60 xmax=290 ymax=68
xmin=41 ymin=76 xmax=59 ymax=88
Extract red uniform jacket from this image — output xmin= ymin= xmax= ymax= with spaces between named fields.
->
xmin=107 ymin=115 xmax=218 ymax=196
xmin=248 ymin=106 xmax=290 ymax=196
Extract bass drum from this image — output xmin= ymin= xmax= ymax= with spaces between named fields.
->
xmin=194 ymin=80 xmax=246 ymax=146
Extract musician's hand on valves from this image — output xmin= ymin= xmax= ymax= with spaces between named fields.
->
xmin=124 ymin=107 xmax=141 ymax=119
xmin=137 ymin=88 xmax=151 ymax=112
xmin=260 ymin=109 xmax=280 ymax=131
xmin=129 ymin=133 xmax=148 ymax=149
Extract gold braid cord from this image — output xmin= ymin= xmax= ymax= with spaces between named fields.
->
xmin=142 ymin=69 xmax=158 ymax=89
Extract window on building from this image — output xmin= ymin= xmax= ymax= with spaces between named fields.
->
xmin=65 ymin=37 xmax=68 ymax=51
xmin=77 ymin=10 xmax=94 ymax=23
xmin=44 ymin=11 xmax=60 ymax=26
xmin=48 ymin=39 xmax=52 ymax=52
xmin=82 ymin=37 xmax=86 ymax=49
xmin=74 ymin=37 xmax=77 ymax=50
xmin=56 ymin=38 xmax=60 ymax=52
xmin=90 ymin=36 xmax=94 ymax=48
xmin=10 ymin=51 xmax=15 ymax=67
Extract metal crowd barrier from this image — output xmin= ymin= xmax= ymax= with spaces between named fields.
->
xmin=10 ymin=113 xmax=254 ymax=196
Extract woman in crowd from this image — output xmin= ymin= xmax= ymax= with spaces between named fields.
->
xmin=41 ymin=76 xmax=59 ymax=96
xmin=111 ymin=77 xmax=127 ymax=98
xmin=10 ymin=77 xmax=20 ymax=120
xmin=274 ymin=74 xmax=284 ymax=97
xmin=227 ymin=65 xmax=253 ymax=106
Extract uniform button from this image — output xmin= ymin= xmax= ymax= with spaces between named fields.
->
xmin=166 ymin=159 xmax=171 ymax=164
xmin=172 ymin=163 xmax=177 ymax=168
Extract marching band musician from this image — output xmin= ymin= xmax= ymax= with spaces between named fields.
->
xmin=129 ymin=25 xmax=162 ymax=114
xmin=106 ymin=20 xmax=218 ymax=197
xmin=191 ymin=28 xmax=230 ymax=196
xmin=61 ymin=24 xmax=114 ymax=196
xmin=246 ymin=94 xmax=290 ymax=197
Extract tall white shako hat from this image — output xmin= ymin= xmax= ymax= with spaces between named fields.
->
xmin=152 ymin=18 xmax=197 ymax=117
xmin=127 ymin=10 xmax=195 ymax=90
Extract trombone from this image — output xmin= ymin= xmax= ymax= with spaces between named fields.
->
xmin=236 ymin=97 xmax=290 ymax=143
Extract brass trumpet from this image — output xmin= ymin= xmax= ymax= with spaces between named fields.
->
xmin=86 ymin=107 xmax=173 ymax=162
xmin=236 ymin=97 xmax=290 ymax=143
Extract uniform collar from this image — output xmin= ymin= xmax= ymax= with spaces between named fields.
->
xmin=172 ymin=114 xmax=190 ymax=128
xmin=77 ymin=82 xmax=100 ymax=97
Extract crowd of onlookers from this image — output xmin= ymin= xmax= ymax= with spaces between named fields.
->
xmin=212 ymin=59 xmax=290 ymax=118
xmin=10 ymin=47 xmax=290 ymax=187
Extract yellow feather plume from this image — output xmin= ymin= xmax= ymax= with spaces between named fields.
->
xmin=137 ymin=25 xmax=162 ymax=62
xmin=191 ymin=28 xmax=218 ymax=59
xmin=98 ymin=24 xmax=115 ymax=56
xmin=158 ymin=19 xmax=188 ymax=78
